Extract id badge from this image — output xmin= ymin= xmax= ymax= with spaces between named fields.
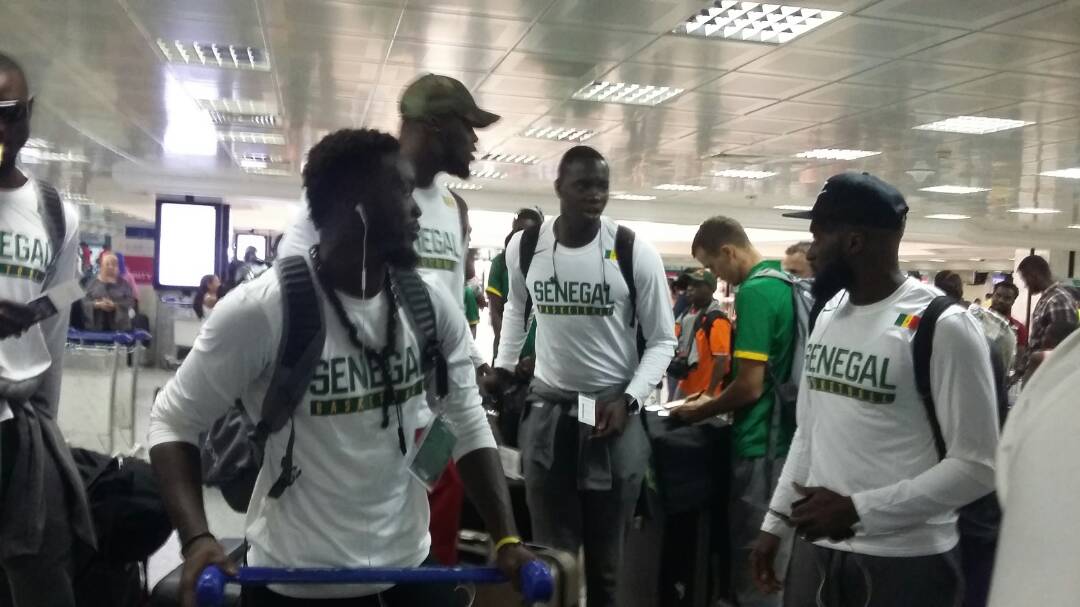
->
xmin=578 ymin=394 xmax=596 ymax=427
xmin=407 ymin=416 xmax=457 ymax=491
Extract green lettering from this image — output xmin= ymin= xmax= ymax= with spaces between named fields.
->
xmin=347 ymin=355 xmax=368 ymax=392
xmin=309 ymin=360 xmax=330 ymax=396
xmin=844 ymin=351 xmax=863 ymax=382
xmin=567 ymin=282 xmax=579 ymax=303
xmin=831 ymin=348 xmax=849 ymax=379
xmin=858 ymin=355 xmax=879 ymax=388
xmin=404 ymin=348 xmax=420 ymax=382
xmin=30 ymin=239 xmax=46 ymax=267
xmin=880 ymin=357 xmax=897 ymax=390
xmin=388 ymin=351 xmax=404 ymax=385
xmin=14 ymin=235 xmax=28 ymax=262
xmin=554 ymin=280 xmax=568 ymax=302
xmin=330 ymin=358 xmax=348 ymax=393
xmin=0 ymin=232 xmax=10 ymax=259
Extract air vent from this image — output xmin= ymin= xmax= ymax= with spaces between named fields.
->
xmin=208 ymin=110 xmax=279 ymax=128
xmin=157 ymin=39 xmax=271 ymax=71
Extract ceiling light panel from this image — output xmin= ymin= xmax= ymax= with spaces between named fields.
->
xmin=572 ymin=81 xmax=685 ymax=106
xmin=775 ymin=204 xmax=813 ymax=211
xmin=1041 ymin=168 xmax=1080 ymax=179
xmin=157 ymin=39 xmax=271 ymax=71
xmin=913 ymin=116 xmax=1033 ymax=135
xmin=714 ymin=169 xmax=777 ymax=179
xmin=470 ymin=168 xmax=507 ymax=179
xmin=1068 ymin=225 xmax=1080 ymax=229
xmin=18 ymin=148 xmax=89 ymax=163
xmin=654 ymin=184 xmax=707 ymax=191
xmin=925 ymin=214 xmax=971 ymax=220
xmin=919 ymin=186 xmax=990 ymax=194
xmin=674 ymin=2 xmax=842 ymax=45
xmin=795 ymin=148 xmax=880 ymax=160
xmin=218 ymin=131 xmax=286 ymax=145
xmin=612 ymin=193 xmax=658 ymax=201
xmin=197 ymin=98 xmax=276 ymax=114
xmin=1008 ymin=207 xmax=1061 ymax=215
xmin=447 ymin=182 xmax=482 ymax=191
xmin=208 ymin=110 xmax=279 ymax=128
xmin=245 ymin=168 xmax=292 ymax=177
xmin=522 ymin=126 xmax=596 ymax=142
xmin=480 ymin=152 xmax=539 ymax=165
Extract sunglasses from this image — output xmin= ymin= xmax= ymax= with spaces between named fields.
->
xmin=0 ymin=97 xmax=32 ymax=123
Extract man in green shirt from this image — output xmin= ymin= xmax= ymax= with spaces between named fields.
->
xmin=674 ymin=216 xmax=796 ymax=607
xmin=487 ymin=208 xmax=542 ymax=360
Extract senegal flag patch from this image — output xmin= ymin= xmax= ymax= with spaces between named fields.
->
xmin=604 ymin=249 xmax=617 ymax=261
xmin=894 ymin=313 xmax=921 ymax=330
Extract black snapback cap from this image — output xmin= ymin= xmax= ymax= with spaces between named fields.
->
xmin=784 ymin=172 xmax=908 ymax=230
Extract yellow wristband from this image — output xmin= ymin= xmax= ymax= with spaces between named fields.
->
xmin=494 ymin=535 xmax=523 ymax=552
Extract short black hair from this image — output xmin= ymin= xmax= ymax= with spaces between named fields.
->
xmin=993 ymin=281 xmax=1019 ymax=297
xmin=0 ymin=52 xmax=27 ymax=86
xmin=933 ymin=270 xmax=964 ymax=300
xmin=786 ymin=241 xmax=811 ymax=256
xmin=303 ymin=128 xmax=400 ymax=229
xmin=557 ymin=146 xmax=606 ymax=181
xmin=692 ymin=216 xmax=751 ymax=256
xmin=516 ymin=207 xmax=543 ymax=225
xmin=1017 ymin=255 xmax=1051 ymax=278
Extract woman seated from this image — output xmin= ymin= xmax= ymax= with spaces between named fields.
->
xmin=81 ymin=252 xmax=135 ymax=331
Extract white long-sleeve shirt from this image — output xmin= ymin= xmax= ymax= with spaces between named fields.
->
xmin=989 ymin=330 xmax=1080 ymax=607
xmin=148 ymin=267 xmax=496 ymax=598
xmin=494 ymin=217 xmax=676 ymax=404
xmin=762 ymin=279 xmax=998 ymax=557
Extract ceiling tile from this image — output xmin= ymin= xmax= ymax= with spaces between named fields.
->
xmin=478 ymin=73 xmax=581 ymax=99
xmin=749 ymin=101 xmax=860 ymax=123
xmin=793 ymin=82 xmax=918 ymax=108
xmin=739 ymin=48 xmax=888 ymax=81
xmin=716 ymin=115 xmax=816 ymax=135
xmin=516 ymin=23 xmax=654 ymax=62
xmin=386 ymin=41 xmax=506 ymax=72
xmin=496 ymin=52 xmax=606 ymax=81
xmin=636 ymin=108 xmax=738 ymax=129
xmin=629 ymin=36 xmax=774 ymax=70
xmin=267 ymin=1 xmax=401 ymax=36
xmin=664 ymin=129 xmax=770 ymax=154
xmin=666 ymin=92 xmax=776 ymax=115
xmin=858 ymin=0 xmax=1059 ymax=30
xmin=541 ymin=0 xmax=691 ymax=33
xmin=700 ymin=73 xmax=823 ymax=99
xmin=901 ymin=92 xmax=1014 ymax=116
xmin=597 ymin=63 xmax=725 ymax=91
xmin=418 ymin=0 xmax=550 ymax=20
xmin=398 ymin=9 xmax=533 ymax=50
xmin=472 ymin=93 xmax=557 ymax=118
xmin=946 ymin=73 xmax=1080 ymax=104
xmin=846 ymin=60 xmax=994 ymax=90
xmin=1028 ymin=51 xmax=1080 ymax=78
xmin=789 ymin=16 xmax=965 ymax=58
xmin=543 ymin=100 xmax=650 ymax=124
xmin=908 ymin=33 xmax=1080 ymax=70
xmin=988 ymin=2 xmax=1080 ymax=44
xmin=988 ymin=101 xmax=1080 ymax=124
xmin=268 ymin=30 xmax=391 ymax=64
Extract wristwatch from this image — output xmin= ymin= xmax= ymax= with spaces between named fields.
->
xmin=623 ymin=394 xmax=640 ymax=415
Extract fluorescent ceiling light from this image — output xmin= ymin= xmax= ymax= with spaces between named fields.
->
xmin=919 ymin=186 xmax=989 ymax=195
xmin=1068 ymin=225 xmax=1080 ymax=229
xmin=18 ymin=148 xmax=89 ymax=163
xmin=1041 ymin=168 xmax=1080 ymax=179
xmin=470 ymin=168 xmax=506 ymax=180
xmin=196 ymin=98 xmax=276 ymax=114
xmin=25 ymin=137 xmax=49 ymax=149
xmin=58 ymin=191 xmax=93 ymax=205
xmin=239 ymin=158 xmax=269 ymax=170
xmin=674 ymin=2 xmax=842 ymax=45
xmin=245 ymin=168 xmax=292 ymax=177
xmin=925 ymin=214 xmax=971 ymax=220
xmin=207 ymin=110 xmax=279 ymax=128
xmin=218 ymin=131 xmax=286 ymax=145
xmin=928 ymin=259 xmax=946 ymax=263
xmin=480 ymin=152 xmax=539 ymax=165
xmin=969 ymin=258 xmax=985 ymax=262
xmin=612 ymin=193 xmax=658 ymax=201
xmin=795 ymin=148 xmax=880 ymax=160
xmin=913 ymin=116 xmax=1032 ymax=135
xmin=654 ymin=184 xmax=706 ymax=191
xmin=713 ymin=169 xmax=777 ymax=179
xmin=447 ymin=182 xmax=482 ymax=191
xmin=572 ymin=81 xmax=684 ymax=106
xmin=157 ymin=39 xmax=271 ymax=71
xmin=523 ymin=126 xmax=595 ymax=142
xmin=774 ymin=204 xmax=813 ymax=211
xmin=1008 ymin=207 xmax=1061 ymax=215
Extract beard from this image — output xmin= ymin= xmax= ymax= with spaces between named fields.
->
xmin=811 ymin=257 xmax=855 ymax=301
xmin=384 ymin=240 xmax=419 ymax=270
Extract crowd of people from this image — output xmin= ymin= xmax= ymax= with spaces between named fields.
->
xmin=3 ymin=48 xmax=1080 ymax=607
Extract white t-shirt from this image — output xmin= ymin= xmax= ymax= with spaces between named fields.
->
xmin=278 ymin=184 xmax=485 ymax=366
xmin=990 ymin=330 xmax=1080 ymax=607
xmin=762 ymin=278 xmax=999 ymax=557
xmin=0 ymin=179 xmax=79 ymax=421
xmin=147 ymin=268 xmax=496 ymax=598
xmin=494 ymin=217 xmax=676 ymax=404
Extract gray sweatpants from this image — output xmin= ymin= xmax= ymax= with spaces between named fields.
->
xmin=731 ymin=456 xmax=787 ymax=607
xmin=521 ymin=404 xmax=645 ymax=607
xmin=784 ymin=538 xmax=962 ymax=607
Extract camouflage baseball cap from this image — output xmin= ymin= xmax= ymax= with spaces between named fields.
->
xmin=685 ymin=267 xmax=718 ymax=290
xmin=399 ymin=74 xmax=500 ymax=128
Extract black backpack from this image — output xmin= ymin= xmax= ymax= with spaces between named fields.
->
xmin=913 ymin=296 xmax=1008 ymax=541
xmin=668 ymin=308 xmax=730 ymax=379
xmin=34 ymin=180 xmax=67 ymax=288
xmin=200 ymin=256 xmax=449 ymax=513
xmin=519 ymin=223 xmax=646 ymax=358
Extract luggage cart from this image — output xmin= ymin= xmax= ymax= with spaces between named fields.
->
xmin=194 ymin=561 xmax=554 ymax=607
xmin=62 ymin=329 xmax=152 ymax=454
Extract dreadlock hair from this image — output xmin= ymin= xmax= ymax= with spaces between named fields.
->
xmin=303 ymin=128 xmax=400 ymax=230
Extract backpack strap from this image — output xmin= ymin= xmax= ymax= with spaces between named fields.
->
xmin=391 ymin=268 xmax=448 ymax=399
xmin=36 ymin=181 xmax=66 ymax=287
xmin=261 ymin=256 xmax=326 ymax=499
xmin=912 ymin=295 xmax=959 ymax=461
xmin=518 ymin=224 xmax=541 ymax=331
xmin=695 ymin=309 xmax=728 ymax=351
xmin=614 ymin=225 xmax=636 ymax=328
xmin=450 ymin=191 xmax=470 ymax=248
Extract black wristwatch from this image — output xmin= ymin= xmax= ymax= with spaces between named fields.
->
xmin=624 ymin=394 xmax=640 ymax=415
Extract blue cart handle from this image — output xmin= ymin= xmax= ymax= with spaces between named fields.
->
xmin=196 ymin=560 xmax=554 ymax=606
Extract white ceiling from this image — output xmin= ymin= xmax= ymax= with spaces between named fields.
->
xmin=4 ymin=0 xmax=1080 ymax=269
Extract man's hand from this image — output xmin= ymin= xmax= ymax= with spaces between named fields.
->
xmin=0 ymin=300 xmax=36 ymax=340
xmin=515 ymin=356 xmax=535 ymax=380
xmin=790 ymin=483 xmax=859 ymax=542
xmin=670 ymin=392 xmax=710 ymax=423
xmin=749 ymin=531 xmax=783 ymax=594
xmin=593 ymin=395 xmax=629 ymax=438
xmin=495 ymin=542 xmax=538 ymax=592
xmin=180 ymin=536 xmax=237 ymax=607
xmin=480 ymin=367 xmax=513 ymax=396
xmin=94 ymin=298 xmax=117 ymax=312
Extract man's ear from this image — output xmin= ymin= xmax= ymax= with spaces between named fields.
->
xmin=553 ymin=178 xmax=562 ymax=198
xmin=27 ymin=97 xmax=33 ymax=120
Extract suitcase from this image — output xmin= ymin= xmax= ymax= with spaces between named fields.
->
xmin=468 ymin=542 xmax=580 ymax=607
xmin=149 ymin=538 xmax=246 ymax=607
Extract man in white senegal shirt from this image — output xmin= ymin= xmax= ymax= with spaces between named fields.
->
xmin=149 ymin=129 xmax=535 ymax=606
xmin=752 ymin=173 xmax=999 ymax=607
xmin=485 ymin=146 xmax=677 ymax=607
xmin=277 ymin=74 xmax=495 ymax=566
